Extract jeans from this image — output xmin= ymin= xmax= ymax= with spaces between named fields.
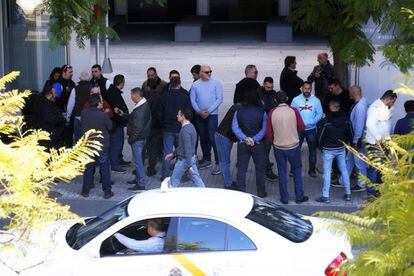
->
xmin=214 ymin=132 xmax=233 ymax=187
xmin=110 ymin=125 xmax=124 ymax=170
xmin=340 ymin=145 xmax=367 ymax=188
xmin=162 ymin=131 xmax=179 ymax=178
xmin=322 ymin=148 xmax=351 ymax=198
xmin=195 ymin=114 xmax=218 ymax=163
xmin=131 ymin=140 xmax=146 ymax=188
xmin=73 ymin=117 xmax=83 ymax=145
xmin=274 ymin=146 xmax=304 ymax=201
xmin=299 ymin=128 xmax=317 ymax=171
xmin=171 ymin=155 xmax=205 ymax=187
xmin=83 ymin=146 xmax=111 ymax=194
xmin=264 ymin=139 xmax=273 ymax=171
xmin=237 ymin=142 xmax=266 ymax=195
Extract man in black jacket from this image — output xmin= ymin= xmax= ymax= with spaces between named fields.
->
xmin=143 ymin=77 xmax=163 ymax=176
xmin=258 ymin=76 xmax=278 ymax=182
xmin=307 ymin=53 xmax=334 ymax=103
xmin=81 ymin=94 xmax=113 ymax=199
xmin=233 ymin=64 xmax=260 ymax=104
xmin=57 ymin=64 xmax=76 ymax=147
xmin=106 ymin=74 xmax=130 ymax=173
xmin=158 ymin=76 xmax=192 ymax=180
xmin=34 ymin=85 xmax=66 ymax=149
xmin=214 ymin=103 xmax=242 ymax=189
xmin=126 ymin=87 xmax=152 ymax=191
xmin=316 ymin=100 xmax=353 ymax=203
xmin=279 ymin=56 xmax=304 ymax=105
xmin=91 ymin=64 xmax=111 ymax=100
xmin=324 ymin=78 xmax=354 ymax=116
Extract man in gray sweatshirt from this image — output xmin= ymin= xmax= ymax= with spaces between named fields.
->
xmin=166 ymin=109 xmax=205 ymax=187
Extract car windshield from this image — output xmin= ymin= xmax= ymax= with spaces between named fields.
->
xmin=66 ymin=197 xmax=132 ymax=250
xmin=246 ymin=197 xmax=313 ymax=243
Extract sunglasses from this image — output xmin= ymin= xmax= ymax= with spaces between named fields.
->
xmin=203 ymin=71 xmax=212 ymax=74
xmin=62 ymin=64 xmax=73 ymax=71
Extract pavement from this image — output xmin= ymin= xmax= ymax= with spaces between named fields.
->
xmin=50 ymin=26 xmax=370 ymax=215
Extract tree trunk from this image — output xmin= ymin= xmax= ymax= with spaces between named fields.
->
xmin=332 ymin=50 xmax=350 ymax=88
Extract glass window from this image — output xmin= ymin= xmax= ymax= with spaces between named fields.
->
xmin=177 ymin=217 xmax=226 ymax=252
xmin=246 ymin=197 xmax=313 ymax=243
xmin=227 ymin=225 xmax=256 ymax=251
xmin=66 ymin=197 xmax=132 ymax=250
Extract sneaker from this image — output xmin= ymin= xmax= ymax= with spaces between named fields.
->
xmin=296 ymin=196 xmax=309 ymax=204
xmin=128 ymin=186 xmax=145 ymax=191
xmin=120 ymin=160 xmax=131 ymax=166
xmin=315 ymin=196 xmax=330 ymax=204
xmin=258 ymin=191 xmax=268 ymax=198
xmin=111 ymin=167 xmax=126 ymax=174
xmin=147 ymin=168 xmax=157 ymax=177
xmin=80 ymin=191 xmax=89 ymax=198
xmin=351 ymin=185 xmax=366 ymax=192
xmin=343 ymin=194 xmax=351 ymax=201
xmin=211 ymin=164 xmax=221 ymax=175
xmin=308 ymin=170 xmax=317 ymax=178
xmin=103 ymin=191 xmax=114 ymax=199
xmin=331 ymin=182 xmax=344 ymax=188
xmin=266 ymin=170 xmax=278 ymax=181
xmin=198 ymin=160 xmax=212 ymax=170
xmin=280 ymin=198 xmax=289 ymax=204
xmin=127 ymin=178 xmax=137 ymax=185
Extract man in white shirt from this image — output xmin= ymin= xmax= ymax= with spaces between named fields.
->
xmin=114 ymin=219 xmax=166 ymax=253
xmin=365 ymin=90 xmax=397 ymax=194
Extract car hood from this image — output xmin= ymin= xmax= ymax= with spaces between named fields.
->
xmin=0 ymin=219 xmax=78 ymax=275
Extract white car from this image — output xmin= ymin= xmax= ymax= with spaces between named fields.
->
xmin=0 ymin=179 xmax=352 ymax=276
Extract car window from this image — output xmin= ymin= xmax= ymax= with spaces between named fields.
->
xmin=66 ymin=197 xmax=132 ymax=250
xmin=177 ymin=217 xmax=226 ymax=252
xmin=227 ymin=225 xmax=256 ymax=251
xmin=175 ymin=217 xmax=256 ymax=252
xmin=100 ymin=218 xmax=171 ymax=257
xmin=246 ymin=197 xmax=313 ymax=243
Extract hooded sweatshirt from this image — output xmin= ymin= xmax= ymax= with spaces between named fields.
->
xmin=233 ymin=78 xmax=260 ymax=104
xmin=291 ymin=94 xmax=323 ymax=130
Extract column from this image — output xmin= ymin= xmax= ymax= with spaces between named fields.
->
xmin=278 ymin=0 xmax=291 ymax=16
xmin=197 ymin=0 xmax=210 ymax=16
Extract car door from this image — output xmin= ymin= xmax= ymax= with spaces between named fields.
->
xmin=74 ymin=217 xmax=178 ymax=276
xmin=166 ymin=216 xmax=260 ymax=276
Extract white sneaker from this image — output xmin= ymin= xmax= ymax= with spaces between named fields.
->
xmin=211 ymin=164 xmax=221 ymax=175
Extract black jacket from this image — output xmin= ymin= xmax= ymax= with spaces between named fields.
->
xmin=307 ymin=61 xmax=334 ymax=102
xmin=158 ymin=87 xmax=192 ymax=133
xmin=317 ymin=111 xmax=353 ymax=150
xmin=217 ymin=104 xmax=242 ymax=142
xmin=280 ymin=67 xmax=304 ymax=105
xmin=323 ymin=89 xmax=354 ymax=117
xmin=73 ymin=81 xmax=92 ymax=117
xmin=57 ymin=77 xmax=76 ymax=112
xmin=81 ymin=107 xmax=113 ymax=148
xmin=144 ymin=89 xmax=162 ymax=132
xmin=33 ymin=95 xmax=66 ymax=148
xmin=106 ymin=85 xmax=129 ymax=127
xmin=258 ymin=87 xmax=277 ymax=113
xmin=233 ymin=78 xmax=260 ymax=104
xmin=127 ymin=101 xmax=152 ymax=144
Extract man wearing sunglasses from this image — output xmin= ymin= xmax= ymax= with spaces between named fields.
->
xmin=190 ymin=65 xmax=223 ymax=173
xmin=233 ymin=64 xmax=260 ymax=104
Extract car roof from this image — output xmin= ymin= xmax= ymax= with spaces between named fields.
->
xmin=127 ymin=188 xmax=254 ymax=219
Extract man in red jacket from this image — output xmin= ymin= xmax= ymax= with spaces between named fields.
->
xmin=266 ymin=90 xmax=308 ymax=205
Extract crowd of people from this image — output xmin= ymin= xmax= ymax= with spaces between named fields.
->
xmin=25 ymin=53 xmax=414 ymax=203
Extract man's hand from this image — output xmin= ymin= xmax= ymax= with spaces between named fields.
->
xmin=188 ymin=167 xmax=196 ymax=176
xmin=199 ymin=110 xmax=209 ymax=119
xmin=375 ymin=140 xmax=382 ymax=146
xmin=165 ymin=153 xmax=174 ymax=160
xmin=245 ymin=137 xmax=254 ymax=146
xmin=104 ymin=108 xmax=111 ymax=114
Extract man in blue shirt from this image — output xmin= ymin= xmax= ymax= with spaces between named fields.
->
xmin=291 ymin=81 xmax=323 ymax=177
xmin=394 ymin=100 xmax=414 ymax=135
xmin=190 ymin=65 xmax=223 ymax=173
xmin=232 ymin=90 xmax=268 ymax=198
xmin=114 ymin=219 xmax=166 ymax=253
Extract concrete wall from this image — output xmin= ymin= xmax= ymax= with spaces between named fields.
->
xmin=67 ymin=32 xmax=91 ymax=82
